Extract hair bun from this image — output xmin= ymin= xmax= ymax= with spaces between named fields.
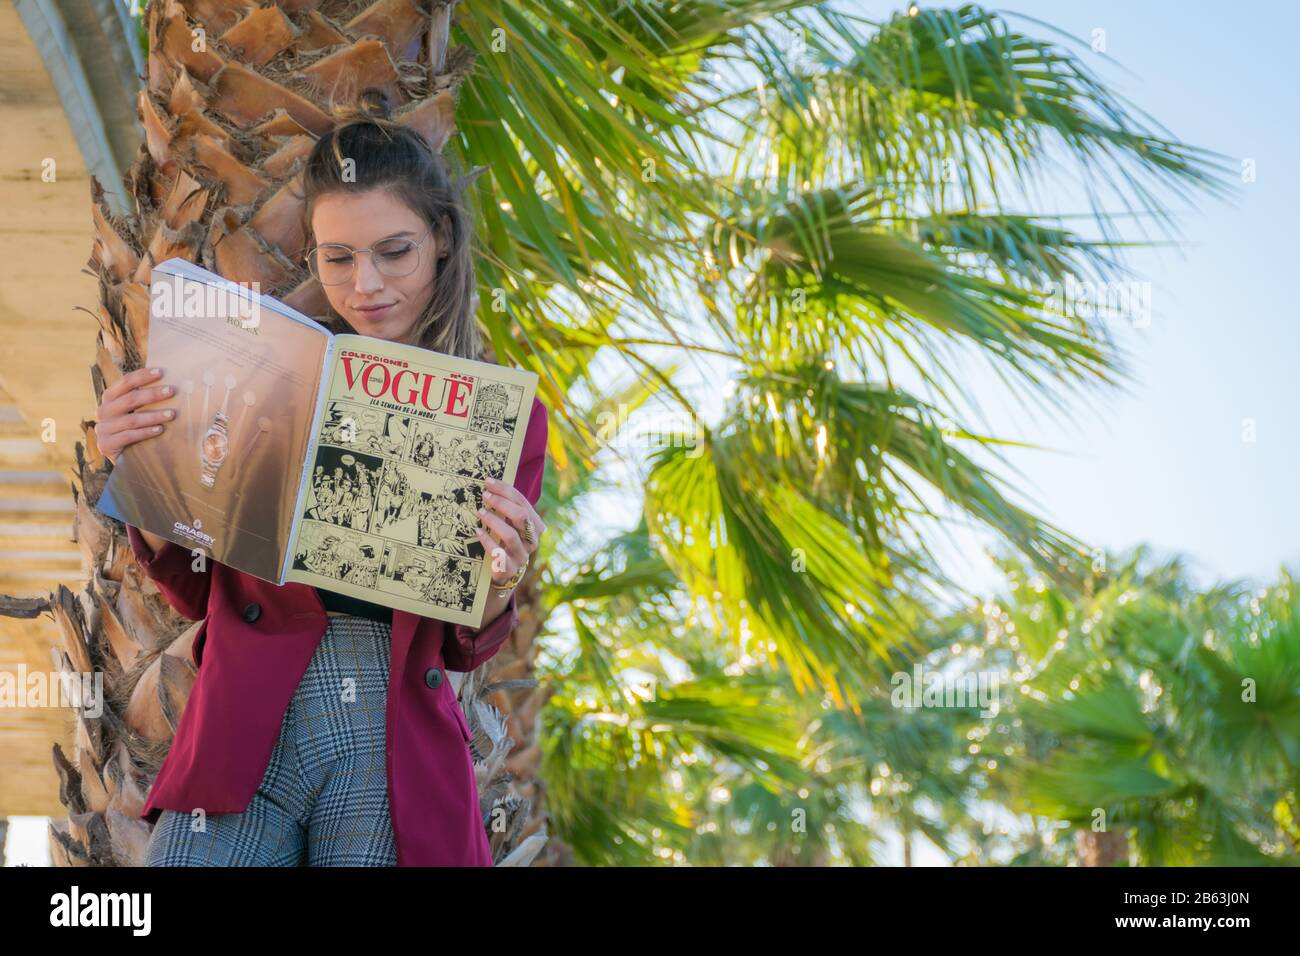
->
xmin=331 ymin=87 xmax=396 ymax=126
xmin=357 ymin=88 xmax=394 ymax=121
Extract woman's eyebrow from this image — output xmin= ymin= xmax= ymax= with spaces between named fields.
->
xmin=318 ymin=230 xmax=417 ymax=247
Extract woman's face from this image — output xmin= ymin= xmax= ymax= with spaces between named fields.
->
xmin=310 ymin=189 xmax=443 ymax=345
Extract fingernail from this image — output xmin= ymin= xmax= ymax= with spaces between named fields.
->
xmin=477 ymin=507 xmax=486 ymax=516
xmin=163 ymin=386 xmax=173 ymax=394
xmin=482 ymin=491 xmax=494 ymax=500
xmin=165 ymin=409 xmax=176 ymax=418
xmin=153 ymin=425 xmax=163 ymax=433
xmin=151 ymin=367 xmax=161 ymax=375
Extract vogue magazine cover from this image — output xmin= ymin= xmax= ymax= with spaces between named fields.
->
xmin=284 ymin=334 xmax=537 ymax=627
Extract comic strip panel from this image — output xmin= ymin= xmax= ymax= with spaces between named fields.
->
xmin=371 ymin=459 xmax=487 ymax=558
xmin=406 ymin=422 xmax=510 ymax=481
xmin=469 ymin=382 xmax=524 ymax=437
xmin=380 ymin=543 xmax=480 ymax=613
xmin=303 ymin=445 xmax=383 ymax=533
xmin=291 ymin=521 xmax=385 ymax=589
xmin=317 ymin=400 xmax=413 ymax=459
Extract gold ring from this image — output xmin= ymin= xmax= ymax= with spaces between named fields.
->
xmin=496 ymin=554 xmax=528 ymax=593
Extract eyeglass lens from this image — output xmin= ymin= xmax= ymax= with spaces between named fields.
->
xmin=311 ymin=237 xmax=420 ymax=284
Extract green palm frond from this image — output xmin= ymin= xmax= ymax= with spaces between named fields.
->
xmin=731 ymin=365 xmax=1092 ymax=585
xmin=913 ymin=211 xmax=1128 ymax=285
xmin=740 ymin=4 xmax=1234 ymax=224
xmin=541 ymin=663 xmax=813 ymax=865
xmin=700 ymin=183 xmax=1127 ymax=428
xmin=644 ymin=431 xmax=916 ymax=704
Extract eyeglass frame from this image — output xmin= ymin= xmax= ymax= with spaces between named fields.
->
xmin=304 ymin=229 xmax=435 ymax=285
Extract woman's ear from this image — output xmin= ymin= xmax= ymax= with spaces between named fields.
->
xmin=434 ymin=213 xmax=452 ymax=259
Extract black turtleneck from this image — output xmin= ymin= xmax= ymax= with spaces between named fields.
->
xmin=315 ymin=587 xmax=391 ymax=626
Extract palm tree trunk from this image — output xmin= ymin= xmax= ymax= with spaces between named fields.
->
xmin=1077 ymin=829 xmax=1129 ymax=866
xmin=0 ymin=0 xmax=548 ymax=867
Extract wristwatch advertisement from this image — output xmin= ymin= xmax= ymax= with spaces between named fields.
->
xmin=200 ymin=411 xmax=230 ymax=487
xmin=197 ymin=371 xmax=240 ymax=489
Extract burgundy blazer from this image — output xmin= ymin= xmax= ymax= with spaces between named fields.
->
xmin=123 ymin=397 xmax=548 ymax=866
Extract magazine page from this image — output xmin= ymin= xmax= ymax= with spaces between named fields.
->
xmin=96 ymin=258 xmax=333 ymax=584
xmin=284 ymin=334 xmax=538 ymax=627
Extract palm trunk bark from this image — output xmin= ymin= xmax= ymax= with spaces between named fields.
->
xmin=1077 ymin=828 xmax=1129 ymax=866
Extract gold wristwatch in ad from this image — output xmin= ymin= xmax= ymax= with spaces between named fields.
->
xmin=200 ymin=411 xmax=230 ymax=487
xmin=198 ymin=371 xmax=240 ymax=489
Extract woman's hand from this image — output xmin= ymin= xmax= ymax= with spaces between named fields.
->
xmin=476 ymin=476 xmax=546 ymax=590
xmin=95 ymin=367 xmax=176 ymax=466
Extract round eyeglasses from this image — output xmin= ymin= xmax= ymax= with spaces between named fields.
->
xmin=306 ymin=230 xmax=431 ymax=286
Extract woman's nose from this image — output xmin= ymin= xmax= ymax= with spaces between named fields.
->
xmin=353 ymin=254 xmax=385 ymax=292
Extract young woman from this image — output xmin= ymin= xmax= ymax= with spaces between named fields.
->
xmin=92 ymin=94 xmax=548 ymax=866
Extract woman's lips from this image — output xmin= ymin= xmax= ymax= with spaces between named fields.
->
xmin=353 ymin=303 xmax=396 ymax=320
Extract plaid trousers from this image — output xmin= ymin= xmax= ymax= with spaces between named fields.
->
xmin=144 ymin=614 xmax=398 ymax=866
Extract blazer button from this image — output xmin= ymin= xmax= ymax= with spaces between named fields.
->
xmin=242 ymin=602 xmax=262 ymax=623
xmin=424 ymin=666 xmax=443 ymax=690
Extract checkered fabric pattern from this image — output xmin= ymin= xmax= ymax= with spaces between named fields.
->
xmin=144 ymin=614 xmax=397 ymax=866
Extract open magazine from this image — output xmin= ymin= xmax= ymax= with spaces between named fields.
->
xmin=96 ymin=257 xmax=538 ymax=628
